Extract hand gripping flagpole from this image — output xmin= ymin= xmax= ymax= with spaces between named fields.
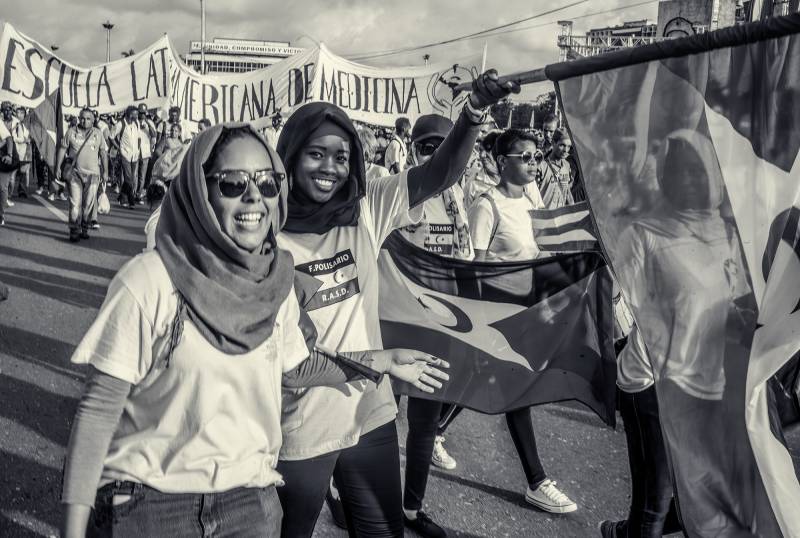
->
xmin=452 ymin=67 xmax=548 ymax=98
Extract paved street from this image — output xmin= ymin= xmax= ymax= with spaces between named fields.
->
xmin=0 ymin=194 xmax=797 ymax=537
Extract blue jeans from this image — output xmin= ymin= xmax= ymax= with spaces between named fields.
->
xmin=88 ymin=481 xmax=282 ymax=537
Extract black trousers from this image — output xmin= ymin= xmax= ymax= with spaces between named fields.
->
xmin=403 ymin=396 xmax=546 ymax=513
xmin=617 ymin=386 xmax=682 ymax=537
xmin=276 ymin=421 xmax=403 ymax=538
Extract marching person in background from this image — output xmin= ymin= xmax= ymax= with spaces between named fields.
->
xmin=56 ymin=107 xmax=109 ymax=242
xmin=540 ymin=113 xmax=558 ymax=156
xmin=395 ymin=112 xmax=475 ymax=538
xmin=111 ymin=106 xmax=142 ymax=209
xmin=538 ymin=128 xmax=575 ymax=209
xmin=0 ymin=106 xmax=15 ymax=226
xmin=273 ymin=70 xmax=517 ymax=538
xmin=1 ymin=101 xmax=19 ymax=209
xmin=137 ymin=104 xmax=157 ymax=201
xmin=467 ymin=128 xmax=578 ymax=514
xmin=356 ymin=125 xmax=390 ymax=182
xmin=12 ymin=106 xmax=31 ymax=199
xmin=60 ymin=123 xmax=448 ymax=537
xmin=384 ymin=116 xmax=411 ymax=174
xmin=263 ymin=112 xmax=283 ymax=149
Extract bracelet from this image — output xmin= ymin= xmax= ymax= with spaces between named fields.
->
xmin=463 ymin=98 xmax=489 ymax=125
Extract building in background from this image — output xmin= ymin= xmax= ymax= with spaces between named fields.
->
xmin=558 ymin=19 xmax=660 ymax=60
xmin=183 ymin=37 xmax=304 ymax=74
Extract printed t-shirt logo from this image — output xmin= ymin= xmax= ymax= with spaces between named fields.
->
xmin=297 ymin=249 xmax=360 ymax=311
xmin=425 ymin=223 xmax=454 ymax=256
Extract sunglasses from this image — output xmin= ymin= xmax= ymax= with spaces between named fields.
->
xmin=504 ymin=151 xmax=544 ymax=164
xmin=415 ymin=141 xmax=442 ymax=157
xmin=207 ymin=169 xmax=284 ymax=198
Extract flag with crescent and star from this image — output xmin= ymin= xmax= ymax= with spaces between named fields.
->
xmin=378 ymin=231 xmax=617 ymax=426
xmin=551 ymin=13 xmax=800 ymax=537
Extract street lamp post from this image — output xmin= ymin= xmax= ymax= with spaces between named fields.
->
xmin=102 ymin=21 xmax=114 ymax=63
xmin=200 ymin=0 xmax=206 ymax=74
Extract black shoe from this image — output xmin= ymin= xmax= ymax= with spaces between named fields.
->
xmin=69 ymin=231 xmax=80 ymax=242
xmin=89 ymin=220 xmax=100 ymax=230
xmin=18 ymin=191 xmax=27 ymax=199
xmin=325 ymin=487 xmax=347 ymax=530
xmin=599 ymin=520 xmax=620 ymax=538
xmin=80 ymin=229 xmax=90 ymax=240
xmin=404 ymin=511 xmax=447 ymax=538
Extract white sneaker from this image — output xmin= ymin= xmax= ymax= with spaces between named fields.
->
xmin=58 ymin=193 xmax=68 ymax=201
xmin=525 ymin=479 xmax=577 ymax=513
xmin=431 ymin=435 xmax=457 ymax=470
xmin=35 ymin=187 xmax=44 ymax=195
xmin=47 ymin=193 xmax=55 ymax=201
xmin=5 ymin=200 xmax=14 ymax=207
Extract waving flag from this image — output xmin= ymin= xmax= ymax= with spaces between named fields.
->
xmin=550 ymin=14 xmax=800 ymax=537
xmin=378 ymin=231 xmax=616 ymax=425
xmin=529 ymin=201 xmax=599 ymax=253
xmin=23 ymin=89 xmax=63 ymax=176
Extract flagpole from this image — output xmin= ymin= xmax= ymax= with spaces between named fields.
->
xmin=200 ymin=0 xmax=206 ymax=74
xmin=453 ymin=66 xmax=548 ymax=94
xmin=102 ymin=21 xmax=114 ymax=63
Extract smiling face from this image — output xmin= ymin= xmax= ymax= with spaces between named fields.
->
xmin=498 ymin=139 xmax=540 ymax=187
xmin=552 ymin=135 xmax=572 ymax=160
xmin=206 ymin=135 xmax=279 ymax=252
xmin=293 ymin=134 xmax=351 ymax=204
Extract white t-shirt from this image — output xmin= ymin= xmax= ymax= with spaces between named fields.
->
xmin=384 ymin=136 xmax=407 ymax=172
xmin=616 ymin=325 xmax=655 ymax=393
xmin=399 ymin=183 xmax=473 ymax=260
xmin=277 ymin=170 xmax=423 ymax=460
xmin=366 ymin=163 xmax=390 ymax=182
xmin=71 ymin=251 xmax=309 ymax=492
xmin=0 ymin=120 xmax=10 ymax=142
xmin=468 ymin=187 xmax=544 ymax=262
xmin=616 ymin=214 xmax=750 ymax=400
xmin=112 ymin=120 xmax=142 ymax=161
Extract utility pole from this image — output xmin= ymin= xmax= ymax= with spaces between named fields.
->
xmin=102 ymin=21 xmax=114 ymax=63
xmin=200 ymin=0 xmax=207 ymax=74
xmin=423 ymin=54 xmax=430 ymax=66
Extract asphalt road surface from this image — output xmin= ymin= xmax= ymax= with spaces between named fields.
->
xmin=1 ymin=194 xmax=798 ymax=537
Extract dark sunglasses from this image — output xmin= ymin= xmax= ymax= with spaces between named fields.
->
xmin=207 ymin=169 xmax=284 ymax=198
xmin=504 ymin=150 xmax=544 ymax=164
xmin=415 ymin=141 xmax=442 ymax=156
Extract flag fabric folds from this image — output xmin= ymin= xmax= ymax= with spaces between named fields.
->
xmin=529 ymin=201 xmax=599 ymax=253
xmin=553 ymin=14 xmax=800 ymax=537
xmin=22 ymin=88 xmax=62 ymax=178
xmin=378 ymin=231 xmax=617 ymax=426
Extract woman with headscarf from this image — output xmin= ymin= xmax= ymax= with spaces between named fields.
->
xmin=59 ymin=124 xmax=448 ymax=538
xmin=274 ymin=71 xmax=518 ymax=537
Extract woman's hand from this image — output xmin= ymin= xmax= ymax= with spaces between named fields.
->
xmin=469 ymin=69 xmax=521 ymax=109
xmin=379 ymin=349 xmax=450 ymax=393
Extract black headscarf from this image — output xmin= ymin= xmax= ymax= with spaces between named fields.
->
xmin=277 ymin=102 xmax=366 ymax=234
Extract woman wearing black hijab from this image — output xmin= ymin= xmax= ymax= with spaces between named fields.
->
xmin=275 ymin=71 xmax=518 ymax=537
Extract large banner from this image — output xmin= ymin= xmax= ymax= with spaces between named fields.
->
xmin=552 ymin=14 xmax=800 ymax=537
xmin=0 ymin=21 xmax=483 ymax=128
xmin=378 ymin=232 xmax=617 ymax=424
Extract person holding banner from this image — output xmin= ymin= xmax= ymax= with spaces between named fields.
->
xmin=273 ymin=69 xmax=518 ymax=538
xmin=59 ymin=123 xmax=448 ymax=538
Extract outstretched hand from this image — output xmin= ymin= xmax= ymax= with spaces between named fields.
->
xmin=469 ymin=69 xmax=521 ymax=109
xmin=383 ymin=349 xmax=450 ymax=394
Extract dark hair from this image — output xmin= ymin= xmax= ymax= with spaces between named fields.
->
xmin=146 ymin=180 xmax=169 ymax=207
xmin=169 ymin=106 xmax=181 ymax=114
xmin=394 ymin=117 xmax=411 ymax=132
xmin=79 ymin=107 xmax=94 ymax=117
xmin=481 ymin=130 xmax=501 ymax=153
xmin=198 ymin=118 xmax=212 ymax=129
xmin=543 ymin=113 xmax=558 ymax=126
xmin=202 ymin=127 xmax=263 ymax=175
xmin=492 ymin=129 xmax=538 ymax=160
xmin=552 ymin=128 xmax=570 ymax=145
xmin=125 ymin=105 xmax=137 ymax=116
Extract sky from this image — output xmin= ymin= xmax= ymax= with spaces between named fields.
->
xmin=1 ymin=0 xmax=658 ymax=101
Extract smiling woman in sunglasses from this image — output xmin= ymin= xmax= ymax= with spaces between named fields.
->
xmin=59 ymin=124 xmax=449 ymax=538
xmin=272 ymin=70 xmax=518 ymax=538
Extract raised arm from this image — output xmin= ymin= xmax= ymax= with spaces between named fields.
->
xmin=407 ymin=70 xmax=519 ymax=208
